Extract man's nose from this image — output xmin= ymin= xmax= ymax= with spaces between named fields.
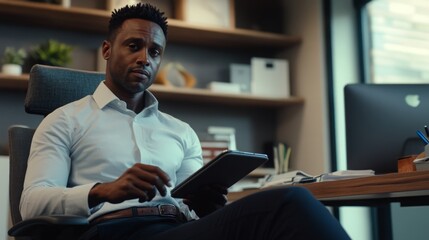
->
xmin=137 ymin=50 xmax=150 ymax=66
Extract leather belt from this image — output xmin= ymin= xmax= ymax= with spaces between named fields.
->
xmin=91 ymin=204 xmax=182 ymax=224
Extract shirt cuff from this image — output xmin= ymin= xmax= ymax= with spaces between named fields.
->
xmin=64 ymin=182 xmax=99 ymax=216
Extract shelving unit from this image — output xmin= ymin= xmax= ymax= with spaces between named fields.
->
xmin=0 ymin=73 xmax=304 ymax=107
xmin=0 ymin=0 xmax=303 ymax=108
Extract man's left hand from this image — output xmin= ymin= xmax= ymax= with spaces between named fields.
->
xmin=183 ymin=184 xmax=228 ymax=217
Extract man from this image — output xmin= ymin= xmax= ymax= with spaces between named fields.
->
xmin=21 ymin=3 xmax=350 ymax=239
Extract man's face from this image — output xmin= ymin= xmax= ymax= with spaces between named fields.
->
xmin=102 ymin=19 xmax=166 ymax=95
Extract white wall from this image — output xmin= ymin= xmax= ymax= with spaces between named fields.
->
xmin=278 ymin=0 xmax=331 ymax=176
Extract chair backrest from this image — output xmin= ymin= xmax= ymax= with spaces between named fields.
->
xmin=8 ymin=126 xmax=35 ymax=224
xmin=9 ymin=65 xmax=105 ymax=225
xmin=25 ymin=64 xmax=105 ymax=116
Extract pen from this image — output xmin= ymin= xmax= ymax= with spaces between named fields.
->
xmin=425 ymin=125 xmax=429 ymax=137
xmin=416 ymin=130 xmax=429 ymax=145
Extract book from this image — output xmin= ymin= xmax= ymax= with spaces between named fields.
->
xmin=261 ymin=170 xmax=316 ymax=188
xmin=278 ymin=143 xmax=291 ymax=174
xmin=207 ymin=126 xmax=236 ymax=150
xmin=198 ymin=127 xmax=235 ymax=165
xmin=319 ymin=170 xmax=375 ymax=182
xmin=200 ymin=140 xmax=229 ymax=165
xmin=263 ymin=141 xmax=291 ymax=175
xmin=413 ymin=154 xmax=429 ymax=171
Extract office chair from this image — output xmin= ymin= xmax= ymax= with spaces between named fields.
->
xmin=8 ymin=64 xmax=105 ymax=239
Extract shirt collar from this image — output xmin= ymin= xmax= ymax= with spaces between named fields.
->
xmin=92 ymin=81 xmax=159 ymax=115
xmin=93 ymin=81 xmax=116 ymax=109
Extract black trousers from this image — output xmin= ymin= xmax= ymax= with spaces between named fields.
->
xmin=82 ymin=186 xmax=351 ymax=240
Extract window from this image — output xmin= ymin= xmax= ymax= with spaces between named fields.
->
xmin=364 ymin=0 xmax=429 ymax=83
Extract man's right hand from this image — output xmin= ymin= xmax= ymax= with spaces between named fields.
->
xmin=88 ymin=163 xmax=171 ymax=208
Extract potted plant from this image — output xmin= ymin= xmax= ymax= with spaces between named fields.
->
xmin=1 ymin=47 xmax=27 ymax=75
xmin=29 ymin=39 xmax=73 ymax=67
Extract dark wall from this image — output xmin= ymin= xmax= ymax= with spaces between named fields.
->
xmin=0 ymin=90 xmax=42 ymax=154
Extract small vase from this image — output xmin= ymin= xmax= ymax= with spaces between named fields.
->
xmin=2 ymin=64 xmax=22 ymax=75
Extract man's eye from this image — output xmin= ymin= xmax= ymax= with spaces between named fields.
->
xmin=150 ymin=48 xmax=161 ymax=57
xmin=129 ymin=43 xmax=139 ymax=51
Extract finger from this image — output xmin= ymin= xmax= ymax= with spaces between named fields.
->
xmin=129 ymin=174 xmax=168 ymax=199
xmin=129 ymin=178 xmax=160 ymax=200
xmin=156 ymin=174 xmax=172 ymax=196
xmin=136 ymin=164 xmax=172 ymax=187
xmin=146 ymin=185 xmax=157 ymax=200
xmin=122 ymin=183 xmax=149 ymax=203
xmin=135 ymin=173 xmax=168 ymax=197
xmin=119 ymin=173 xmax=157 ymax=200
xmin=137 ymin=187 xmax=157 ymax=203
xmin=138 ymin=190 xmax=149 ymax=203
xmin=144 ymin=165 xmax=171 ymax=187
xmin=132 ymin=165 xmax=170 ymax=196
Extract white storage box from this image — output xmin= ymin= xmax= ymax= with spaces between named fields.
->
xmin=251 ymin=57 xmax=289 ymax=98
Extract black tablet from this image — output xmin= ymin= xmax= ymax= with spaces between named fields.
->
xmin=171 ymin=150 xmax=268 ymax=198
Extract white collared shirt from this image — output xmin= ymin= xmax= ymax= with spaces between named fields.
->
xmin=20 ymin=82 xmax=203 ymax=220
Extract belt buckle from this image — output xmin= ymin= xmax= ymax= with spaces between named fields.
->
xmin=158 ymin=204 xmax=176 ymax=217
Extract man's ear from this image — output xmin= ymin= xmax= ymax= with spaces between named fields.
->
xmin=102 ymin=40 xmax=111 ymax=60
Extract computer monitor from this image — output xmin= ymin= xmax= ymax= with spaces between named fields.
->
xmin=344 ymin=83 xmax=429 ymax=174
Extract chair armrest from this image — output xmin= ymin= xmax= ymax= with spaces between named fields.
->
xmin=8 ymin=215 xmax=89 ymax=237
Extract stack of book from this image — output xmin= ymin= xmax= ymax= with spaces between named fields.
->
xmin=199 ymin=126 xmax=236 ymax=165
xmin=200 ymin=140 xmax=229 ymax=164
xmin=261 ymin=170 xmax=315 ymax=188
xmin=264 ymin=142 xmax=291 ymax=174
xmin=413 ymin=157 xmax=429 ymax=171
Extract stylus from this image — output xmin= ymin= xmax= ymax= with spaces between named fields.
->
xmin=416 ymin=130 xmax=429 ymax=145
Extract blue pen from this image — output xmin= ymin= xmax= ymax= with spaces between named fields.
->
xmin=416 ymin=130 xmax=429 ymax=145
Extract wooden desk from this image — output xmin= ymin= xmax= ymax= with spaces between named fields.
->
xmin=228 ymin=170 xmax=429 ymax=207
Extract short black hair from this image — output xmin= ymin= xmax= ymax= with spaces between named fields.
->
xmin=108 ymin=3 xmax=168 ymax=40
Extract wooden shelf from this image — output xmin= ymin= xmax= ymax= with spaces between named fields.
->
xmin=151 ymin=85 xmax=304 ymax=107
xmin=0 ymin=0 xmax=301 ymax=49
xmin=0 ymin=74 xmax=304 ymax=108
xmin=0 ymin=73 xmax=29 ymax=90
